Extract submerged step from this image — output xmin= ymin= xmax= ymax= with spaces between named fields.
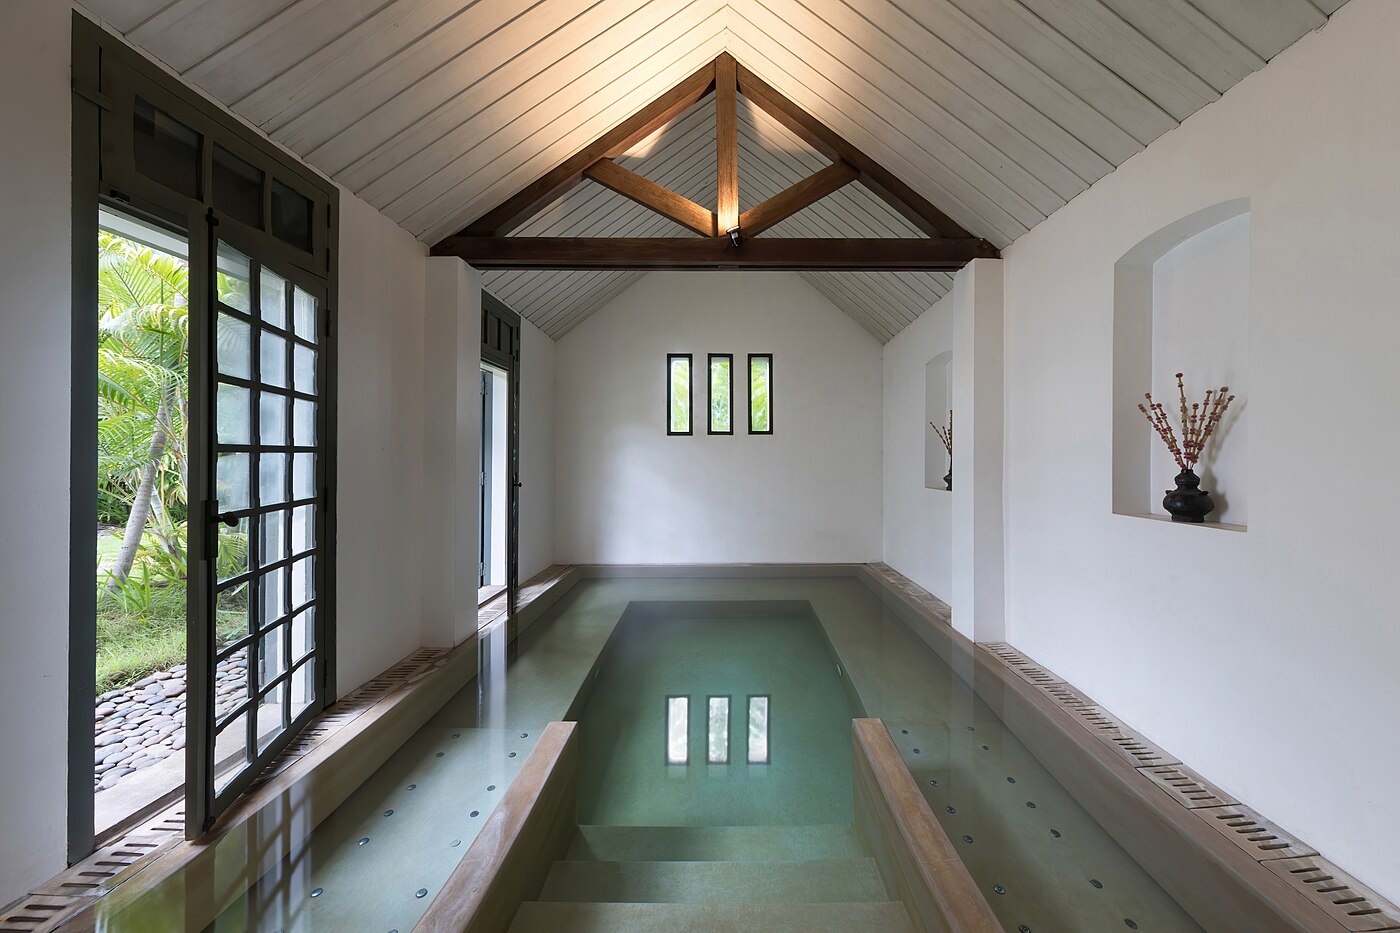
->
xmin=567 ymin=823 xmax=867 ymax=862
xmin=539 ymin=857 xmax=889 ymax=904
xmin=509 ymin=900 xmax=916 ymax=933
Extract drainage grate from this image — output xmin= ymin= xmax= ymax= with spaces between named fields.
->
xmin=248 ymin=647 xmax=449 ymax=792
xmin=0 ymin=893 xmax=95 ymax=933
xmin=981 ymin=643 xmax=1064 ymax=686
xmin=1195 ymin=805 xmax=1317 ymax=861
xmin=1094 ymin=732 xmax=1181 ymax=769
xmin=31 ymin=836 xmax=165 ymax=898
xmin=1062 ymin=703 xmax=1126 ymax=739
xmin=1139 ymin=764 xmax=1237 ymax=809
xmin=1038 ymin=681 xmax=1095 ymax=708
xmin=1265 ymin=855 xmax=1400 ymax=931
xmin=868 ymin=562 xmax=954 ymax=624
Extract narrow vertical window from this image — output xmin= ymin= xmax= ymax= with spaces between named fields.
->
xmin=667 ymin=353 xmax=692 ymax=435
xmin=708 ymin=354 xmax=733 ymax=435
xmin=707 ymin=696 xmax=730 ymax=763
xmin=747 ymin=695 xmax=770 ymax=764
xmin=748 ymin=354 xmax=773 ymax=435
xmin=666 ymin=696 xmax=689 ymax=764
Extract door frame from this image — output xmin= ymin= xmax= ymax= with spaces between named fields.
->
xmin=480 ymin=293 xmax=520 ymax=608
xmin=69 ymin=12 xmax=339 ymax=855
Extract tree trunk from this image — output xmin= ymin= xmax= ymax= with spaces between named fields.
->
xmin=108 ymin=391 xmax=171 ymax=589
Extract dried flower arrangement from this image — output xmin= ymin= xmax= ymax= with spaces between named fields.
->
xmin=1138 ymin=373 xmax=1235 ymax=471
xmin=929 ymin=410 xmax=953 ymax=491
xmin=930 ymin=409 xmax=953 ymax=457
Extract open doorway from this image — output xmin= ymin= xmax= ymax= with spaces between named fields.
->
xmin=92 ymin=206 xmax=193 ymax=835
xmin=479 ymin=362 xmax=509 ymax=604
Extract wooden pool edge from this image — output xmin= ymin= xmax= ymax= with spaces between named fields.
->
xmin=853 ymin=718 xmax=1001 ymax=933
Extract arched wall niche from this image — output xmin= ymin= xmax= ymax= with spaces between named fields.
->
xmin=924 ymin=350 xmax=953 ymax=491
xmin=1112 ymin=198 xmax=1250 ymax=530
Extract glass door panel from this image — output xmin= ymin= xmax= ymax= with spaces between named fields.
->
xmin=195 ymin=230 xmax=327 ymax=826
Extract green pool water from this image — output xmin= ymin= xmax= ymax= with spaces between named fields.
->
xmin=88 ymin=575 xmax=1206 ymax=932
xmin=576 ymin=602 xmax=857 ymax=827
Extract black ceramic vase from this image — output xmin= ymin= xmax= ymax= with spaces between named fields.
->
xmin=1163 ymin=469 xmax=1214 ymax=523
xmin=944 ymin=462 xmax=952 ymax=492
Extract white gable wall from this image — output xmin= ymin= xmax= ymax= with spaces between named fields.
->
xmin=553 ymin=271 xmax=883 ymax=564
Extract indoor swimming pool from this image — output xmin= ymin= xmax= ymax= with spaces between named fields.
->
xmin=87 ymin=573 xmax=1204 ymax=932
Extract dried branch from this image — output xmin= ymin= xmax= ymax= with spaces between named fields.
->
xmin=929 ymin=409 xmax=953 ymax=457
xmin=1138 ymin=372 xmax=1235 ymax=471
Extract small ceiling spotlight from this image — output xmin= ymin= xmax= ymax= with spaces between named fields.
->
xmin=726 ymin=225 xmax=742 ymax=247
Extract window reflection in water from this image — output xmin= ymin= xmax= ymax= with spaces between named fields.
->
xmin=707 ymin=696 xmax=729 ymax=764
xmin=666 ymin=696 xmax=688 ymax=765
xmin=748 ymin=696 xmax=769 ymax=764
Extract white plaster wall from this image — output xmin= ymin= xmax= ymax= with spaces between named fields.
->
xmin=417 ymin=258 xmax=481 ymax=648
xmin=0 ymin=0 xmax=71 ymax=903
xmin=518 ymin=319 xmax=556 ymax=581
xmin=882 ymin=293 xmax=954 ymax=602
xmin=555 ymin=272 xmax=882 ymax=564
xmin=334 ymin=194 xmax=431 ymax=690
xmin=1001 ymin=0 xmax=1400 ymax=898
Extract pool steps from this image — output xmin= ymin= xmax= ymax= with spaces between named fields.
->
xmin=567 ymin=823 xmax=866 ymax=862
xmin=542 ymin=854 xmax=889 ymax=904
xmin=508 ymin=900 xmax=917 ymax=932
xmin=509 ymin=896 xmax=912 ymax=924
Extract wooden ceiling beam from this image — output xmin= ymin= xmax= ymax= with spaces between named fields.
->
xmin=583 ymin=158 xmax=717 ymax=236
xmin=455 ymin=62 xmax=718 ymax=237
xmin=740 ymin=161 xmax=859 ymax=236
xmin=431 ymin=236 xmax=999 ymax=271
xmin=734 ymin=63 xmax=978 ymax=241
xmin=715 ymin=52 xmax=739 ymax=235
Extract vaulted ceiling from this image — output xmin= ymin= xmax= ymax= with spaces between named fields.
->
xmin=81 ymin=0 xmax=1347 ymax=339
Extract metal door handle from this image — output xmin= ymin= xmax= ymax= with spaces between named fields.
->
xmin=217 ymin=513 xmax=238 ymax=527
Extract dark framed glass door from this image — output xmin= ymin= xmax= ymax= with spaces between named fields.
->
xmin=189 ymin=220 xmax=330 ymax=827
xmin=481 ymin=294 xmax=520 ymax=609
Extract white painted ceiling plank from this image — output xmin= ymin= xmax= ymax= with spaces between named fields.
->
xmin=125 ymin=0 xmax=295 ymax=72
xmin=943 ymin=0 xmax=1178 ymax=145
xmin=842 ymin=0 xmax=1127 ymax=175
xmin=357 ymin=8 xmax=724 ymax=214
xmin=875 ymin=0 xmax=1143 ymax=166
xmin=182 ymin=0 xmax=391 ymax=99
xmin=1096 ymin=0 xmax=1265 ymax=92
xmin=80 ymin=0 xmax=177 ymax=34
xmin=296 ymin=0 xmax=667 ymax=166
xmin=233 ymin=0 xmax=504 ymax=128
xmin=1183 ymin=0 xmax=1328 ymax=60
xmin=733 ymin=4 xmax=1052 ymax=228
xmin=763 ymin=0 xmax=1088 ymax=203
xmin=1013 ymin=0 xmax=1219 ymax=120
xmin=408 ymin=25 xmax=729 ymax=241
xmin=724 ymin=29 xmax=1021 ymax=245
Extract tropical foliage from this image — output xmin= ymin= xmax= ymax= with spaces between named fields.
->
xmin=749 ymin=357 xmax=771 ymax=432
xmin=95 ymin=230 xmax=250 ymax=690
xmin=97 ymin=230 xmax=189 ymax=587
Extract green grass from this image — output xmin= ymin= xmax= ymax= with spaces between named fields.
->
xmin=96 ymin=584 xmax=248 ymax=693
xmin=96 ymin=532 xmax=122 ymax=565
